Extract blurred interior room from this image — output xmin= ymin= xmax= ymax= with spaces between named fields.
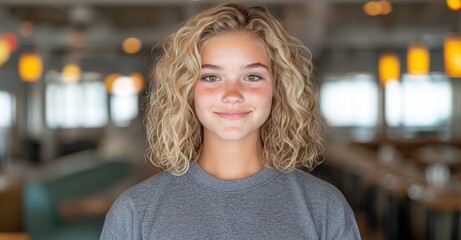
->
xmin=0 ymin=0 xmax=461 ymax=239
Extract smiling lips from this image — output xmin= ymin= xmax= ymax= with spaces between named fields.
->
xmin=215 ymin=111 xmax=251 ymax=120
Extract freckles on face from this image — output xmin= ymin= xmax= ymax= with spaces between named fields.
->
xmin=193 ymin=31 xmax=273 ymax=141
xmin=194 ymin=84 xmax=216 ymax=98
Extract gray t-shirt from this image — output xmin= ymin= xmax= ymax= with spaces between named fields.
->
xmin=100 ymin=163 xmax=361 ymax=240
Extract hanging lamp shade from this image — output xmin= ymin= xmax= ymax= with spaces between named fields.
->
xmin=19 ymin=52 xmax=43 ymax=82
xmin=380 ymin=0 xmax=393 ymax=15
xmin=62 ymin=64 xmax=81 ymax=84
xmin=445 ymin=34 xmax=461 ymax=78
xmin=407 ymin=43 xmax=430 ymax=75
xmin=2 ymin=32 xmax=19 ymax=52
xmin=0 ymin=39 xmax=10 ymax=66
xmin=122 ymin=37 xmax=142 ymax=54
xmin=379 ymin=53 xmax=400 ymax=86
xmin=130 ymin=73 xmax=145 ymax=93
xmin=447 ymin=0 xmax=461 ymax=11
xmin=113 ymin=76 xmax=136 ymax=95
xmin=104 ymin=73 xmax=120 ymax=93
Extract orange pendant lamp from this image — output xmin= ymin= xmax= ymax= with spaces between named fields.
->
xmin=379 ymin=53 xmax=400 ymax=86
xmin=445 ymin=34 xmax=461 ymax=78
xmin=0 ymin=39 xmax=10 ymax=66
xmin=62 ymin=64 xmax=81 ymax=84
xmin=447 ymin=0 xmax=461 ymax=11
xmin=19 ymin=52 xmax=43 ymax=82
xmin=407 ymin=42 xmax=430 ymax=75
xmin=104 ymin=73 xmax=120 ymax=93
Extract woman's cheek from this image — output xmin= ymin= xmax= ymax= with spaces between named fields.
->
xmin=195 ymin=83 xmax=212 ymax=98
xmin=248 ymin=85 xmax=273 ymax=102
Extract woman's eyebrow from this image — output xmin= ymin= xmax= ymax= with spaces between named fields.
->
xmin=243 ymin=62 xmax=269 ymax=71
xmin=201 ymin=63 xmax=269 ymax=70
xmin=201 ymin=64 xmax=221 ymax=70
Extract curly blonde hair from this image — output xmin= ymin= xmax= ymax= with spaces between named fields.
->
xmin=146 ymin=2 xmax=323 ymax=175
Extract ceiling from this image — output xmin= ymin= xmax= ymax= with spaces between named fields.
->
xmin=0 ymin=0 xmax=458 ymax=59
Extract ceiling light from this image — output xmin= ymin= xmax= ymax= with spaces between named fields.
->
xmin=130 ymin=73 xmax=146 ymax=93
xmin=105 ymin=73 xmax=120 ymax=93
xmin=408 ymin=43 xmax=430 ymax=75
xmin=447 ymin=0 xmax=461 ymax=11
xmin=363 ymin=1 xmax=381 ymax=16
xmin=380 ymin=1 xmax=393 ymax=15
xmin=445 ymin=34 xmax=461 ymax=78
xmin=122 ymin=37 xmax=142 ymax=54
xmin=2 ymin=32 xmax=19 ymax=52
xmin=379 ymin=53 xmax=400 ymax=86
xmin=0 ymin=39 xmax=10 ymax=66
xmin=19 ymin=52 xmax=43 ymax=82
xmin=62 ymin=64 xmax=81 ymax=84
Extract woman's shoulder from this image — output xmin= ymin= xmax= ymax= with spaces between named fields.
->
xmin=283 ymin=169 xmax=358 ymax=227
xmin=281 ymin=168 xmax=346 ymax=201
xmin=110 ymin=171 xmax=177 ymax=210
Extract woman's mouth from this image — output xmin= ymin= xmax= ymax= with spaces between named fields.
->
xmin=215 ymin=111 xmax=250 ymax=120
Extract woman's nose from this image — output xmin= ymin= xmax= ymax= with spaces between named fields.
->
xmin=222 ymin=82 xmax=243 ymax=104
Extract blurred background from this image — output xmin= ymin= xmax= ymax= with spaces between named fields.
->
xmin=0 ymin=0 xmax=460 ymax=239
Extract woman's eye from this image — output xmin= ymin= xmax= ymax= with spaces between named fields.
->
xmin=246 ymin=75 xmax=262 ymax=81
xmin=201 ymin=75 xmax=219 ymax=82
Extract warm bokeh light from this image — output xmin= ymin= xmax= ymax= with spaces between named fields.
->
xmin=364 ymin=1 xmax=392 ymax=16
xmin=122 ymin=37 xmax=142 ymax=54
xmin=0 ymin=39 xmax=10 ymax=66
xmin=106 ymin=73 xmax=145 ymax=94
xmin=62 ymin=64 xmax=81 ymax=83
xmin=363 ymin=1 xmax=381 ymax=16
xmin=447 ymin=0 xmax=461 ymax=11
xmin=104 ymin=73 xmax=120 ymax=93
xmin=19 ymin=52 xmax=43 ymax=82
xmin=19 ymin=21 xmax=34 ymax=37
xmin=130 ymin=73 xmax=146 ymax=93
xmin=379 ymin=53 xmax=400 ymax=86
xmin=113 ymin=76 xmax=137 ymax=95
xmin=407 ymin=43 xmax=430 ymax=75
xmin=2 ymin=32 xmax=19 ymax=52
xmin=380 ymin=1 xmax=393 ymax=15
xmin=445 ymin=34 xmax=461 ymax=78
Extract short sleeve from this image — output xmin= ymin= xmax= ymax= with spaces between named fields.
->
xmin=100 ymin=194 xmax=135 ymax=240
xmin=325 ymin=188 xmax=362 ymax=240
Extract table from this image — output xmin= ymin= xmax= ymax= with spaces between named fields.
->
xmin=0 ymin=233 xmax=29 ymax=240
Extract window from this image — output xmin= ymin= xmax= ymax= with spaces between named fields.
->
xmin=320 ymin=73 xmax=378 ymax=128
xmin=110 ymin=76 xmax=139 ymax=127
xmin=0 ymin=91 xmax=14 ymax=128
xmin=0 ymin=91 xmax=14 ymax=166
xmin=46 ymin=71 xmax=108 ymax=128
xmin=386 ymin=73 xmax=452 ymax=129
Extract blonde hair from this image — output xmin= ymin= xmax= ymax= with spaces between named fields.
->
xmin=146 ymin=3 xmax=323 ymax=175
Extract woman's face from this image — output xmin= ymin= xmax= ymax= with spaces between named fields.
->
xmin=193 ymin=31 xmax=273 ymax=142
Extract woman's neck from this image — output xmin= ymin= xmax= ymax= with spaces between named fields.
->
xmin=197 ymin=132 xmax=264 ymax=180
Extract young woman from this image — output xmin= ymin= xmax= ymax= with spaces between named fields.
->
xmin=101 ymin=3 xmax=361 ymax=239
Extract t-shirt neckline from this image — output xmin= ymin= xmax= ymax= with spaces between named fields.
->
xmin=186 ymin=163 xmax=280 ymax=193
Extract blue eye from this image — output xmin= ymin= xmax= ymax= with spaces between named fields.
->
xmin=201 ymin=75 xmax=219 ymax=82
xmin=246 ymin=75 xmax=262 ymax=81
